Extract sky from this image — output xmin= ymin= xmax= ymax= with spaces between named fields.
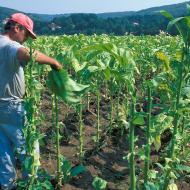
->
xmin=0 ymin=0 xmax=189 ymax=14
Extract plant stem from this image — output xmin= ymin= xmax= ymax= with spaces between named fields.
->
xmin=105 ymin=81 xmax=108 ymax=100
xmin=116 ymin=88 xmax=120 ymax=120
xmin=55 ymin=95 xmax=62 ymax=188
xmin=96 ymin=89 xmax=100 ymax=145
xmin=87 ymin=92 xmax=90 ymax=110
xmin=163 ymin=46 xmax=185 ymax=190
xmin=52 ymin=95 xmax=55 ymax=126
xmin=109 ymin=94 xmax=113 ymax=134
xmin=129 ymin=98 xmax=136 ymax=190
xmin=144 ymin=85 xmax=152 ymax=187
xmin=27 ymin=41 xmax=38 ymax=189
xmin=79 ymin=102 xmax=84 ymax=161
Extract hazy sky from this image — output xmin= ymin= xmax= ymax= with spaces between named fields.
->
xmin=0 ymin=0 xmax=189 ymax=14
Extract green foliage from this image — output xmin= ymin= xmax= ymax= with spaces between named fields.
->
xmin=92 ymin=177 xmax=107 ymax=190
xmin=47 ymin=69 xmax=89 ymax=103
xmin=21 ymin=32 xmax=190 ymax=190
xmin=17 ymin=169 xmax=54 ymax=190
xmin=132 ymin=113 xmax=145 ymax=125
xmin=151 ymin=113 xmax=173 ymax=151
xmin=144 ymin=182 xmax=160 ymax=190
xmin=1 ymin=2 xmax=190 ymax=35
xmin=60 ymin=156 xmax=86 ymax=184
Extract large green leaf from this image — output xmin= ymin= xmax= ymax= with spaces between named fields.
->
xmin=47 ymin=69 xmax=89 ymax=103
xmin=81 ymin=66 xmax=100 ymax=80
xmin=151 ymin=113 xmax=173 ymax=151
xmin=160 ymin=10 xmax=174 ymax=20
xmin=161 ymin=8 xmax=190 ymax=42
xmin=144 ymin=182 xmax=159 ymax=190
xmin=72 ymin=58 xmax=87 ymax=73
xmin=41 ymin=181 xmax=54 ymax=190
xmin=70 ymin=165 xmax=86 ymax=177
xmin=182 ymin=86 xmax=190 ymax=98
xmin=132 ymin=113 xmax=145 ymax=125
xmin=167 ymin=17 xmax=184 ymax=31
xmin=61 ymin=158 xmax=72 ymax=175
xmin=187 ymin=4 xmax=190 ymax=16
xmin=167 ymin=16 xmax=190 ymax=43
xmin=176 ymin=164 xmax=190 ymax=173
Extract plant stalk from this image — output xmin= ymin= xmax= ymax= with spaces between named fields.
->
xmin=163 ymin=46 xmax=185 ymax=190
xmin=96 ymin=89 xmax=100 ymax=145
xmin=129 ymin=98 xmax=136 ymax=190
xmin=55 ymin=95 xmax=62 ymax=188
xmin=144 ymin=85 xmax=152 ymax=187
xmin=79 ymin=102 xmax=84 ymax=161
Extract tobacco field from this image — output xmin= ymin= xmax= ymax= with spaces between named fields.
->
xmin=16 ymin=11 xmax=190 ymax=190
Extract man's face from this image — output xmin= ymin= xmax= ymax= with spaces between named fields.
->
xmin=14 ymin=25 xmax=30 ymax=44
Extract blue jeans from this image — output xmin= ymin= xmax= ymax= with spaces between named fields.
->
xmin=0 ymin=100 xmax=39 ymax=190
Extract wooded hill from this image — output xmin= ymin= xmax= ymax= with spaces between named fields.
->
xmin=0 ymin=1 xmax=189 ymax=35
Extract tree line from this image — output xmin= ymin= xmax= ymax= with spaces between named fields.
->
xmin=35 ymin=13 xmax=180 ymax=36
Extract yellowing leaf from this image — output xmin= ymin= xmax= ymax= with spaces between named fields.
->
xmin=168 ymin=183 xmax=178 ymax=190
xmin=154 ymin=135 xmax=161 ymax=152
xmin=156 ymin=51 xmax=170 ymax=71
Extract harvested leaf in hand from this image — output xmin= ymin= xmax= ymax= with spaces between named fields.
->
xmin=47 ymin=69 xmax=89 ymax=103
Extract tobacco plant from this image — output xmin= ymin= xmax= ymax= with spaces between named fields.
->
xmin=17 ymin=39 xmax=52 ymax=189
xmin=47 ymin=68 xmax=88 ymax=186
xmin=160 ymin=6 xmax=190 ymax=189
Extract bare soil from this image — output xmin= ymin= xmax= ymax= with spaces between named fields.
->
xmin=36 ymin=91 xmax=190 ymax=190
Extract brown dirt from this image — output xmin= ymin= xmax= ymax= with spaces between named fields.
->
xmin=31 ymin=91 xmax=190 ymax=190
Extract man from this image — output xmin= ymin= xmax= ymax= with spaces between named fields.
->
xmin=0 ymin=13 xmax=62 ymax=190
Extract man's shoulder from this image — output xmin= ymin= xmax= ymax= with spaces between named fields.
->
xmin=0 ymin=37 xmax=25 ymax=58
xmin=0 ymin=35 xmax=24 ymax=60
xmin=0 ymin=35 xmax=22 ymax=48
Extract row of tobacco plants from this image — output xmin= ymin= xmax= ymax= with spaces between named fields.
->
xmin=17 ymin=8 xmax=190 ymax=190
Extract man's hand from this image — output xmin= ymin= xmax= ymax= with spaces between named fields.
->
xmin=51 ymin=62 xmax=62 ymax=71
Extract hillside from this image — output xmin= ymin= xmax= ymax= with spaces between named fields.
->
xmin=0 ymin=1 xmax=190 ymax=35
xmin=0 ymin=6 xmax=59 ymax=22
xmin=1 ymin=1 xmax=190 ymax=21
xmin=98 ymin=1 xmax=190 ymax=18
xmin=135 ymin=1 xmax=190 ymax=17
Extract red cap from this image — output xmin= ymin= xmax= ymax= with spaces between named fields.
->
xmin=9 ymin=13 xmax=36 ymax=39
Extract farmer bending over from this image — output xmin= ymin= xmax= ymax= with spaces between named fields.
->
xmin=0 ymin=13 xmax=62 ymax=190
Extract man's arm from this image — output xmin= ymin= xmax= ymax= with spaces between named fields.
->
xmin=17 ymin=47 xmax=62 ymax=70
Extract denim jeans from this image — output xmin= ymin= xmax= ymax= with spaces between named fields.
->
xmin=0 ymin=100 xmax=39 ymax=190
